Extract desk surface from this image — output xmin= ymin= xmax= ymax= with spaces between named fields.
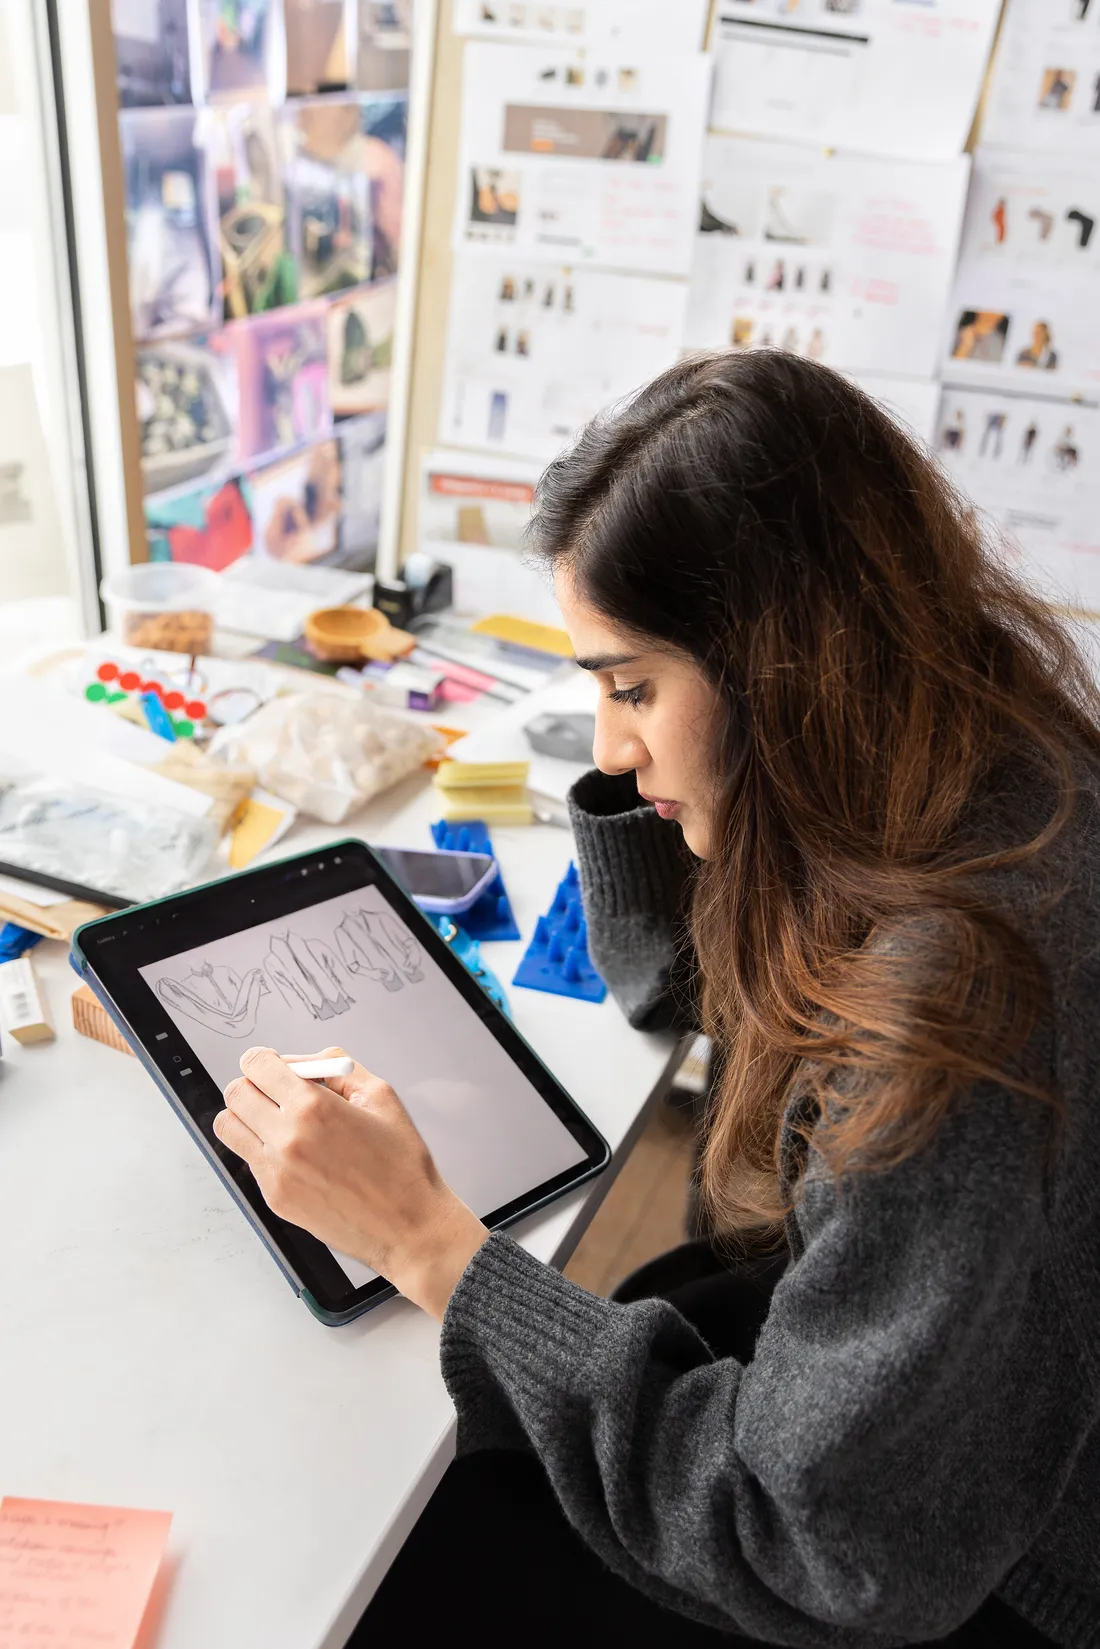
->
xmin=0 ymin=772 xmax=679 ymax=1649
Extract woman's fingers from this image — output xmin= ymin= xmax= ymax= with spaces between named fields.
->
xmin=223 ymin=1074 xmax=281 ymax=1142
xmin=239 ymin=1045 xmax=323 ymax=1107
xmin=212 ymin=1105 xmax=262 ymax=1165
xmin=273 ymin=1043 xmax=386 ymax=1107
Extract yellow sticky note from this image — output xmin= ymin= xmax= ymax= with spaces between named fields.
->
xmin=0 ymin=1497 xmax=171 ymax=1649
xmin=470 ymin=615 xmax=574 ymax=658
xmin=228 ymin=796 xmax=289 ymax=870
xmin=434 ymin=760 xmax=530 ymax=791
xmin=437 ymin=784 xmax=533 ymax=826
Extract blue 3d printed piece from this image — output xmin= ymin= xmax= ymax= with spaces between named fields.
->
xmin=512 ymin=862 xmax=606 ymax=1004
xmin=429 ymin=818 xmax=521 ymax=942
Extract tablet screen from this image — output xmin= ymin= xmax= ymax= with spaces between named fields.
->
xmin=136 ymin=880 xmax=589 ymax=1293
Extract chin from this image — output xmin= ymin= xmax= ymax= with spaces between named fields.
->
xmin=678 ymin=818 xmax=710 ymax=860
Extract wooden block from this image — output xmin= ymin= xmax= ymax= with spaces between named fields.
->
xmin=72 ymin=985 xmax=134 ymax=1056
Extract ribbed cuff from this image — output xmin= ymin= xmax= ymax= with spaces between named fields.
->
xmin=441 ymin=1232 xmax=615 ymax=1415
xmin=999 ymin=1558 xmax=1100 ymax=1649
xmin=568 ymin=768 xmax=693 ymax=922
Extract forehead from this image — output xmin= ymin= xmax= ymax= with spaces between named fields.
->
xmin=553 ymin=565 xmax=636 ymax=649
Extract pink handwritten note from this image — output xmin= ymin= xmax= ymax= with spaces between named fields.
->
xmin=0 ymin=1498 xmax=171 ymax=1648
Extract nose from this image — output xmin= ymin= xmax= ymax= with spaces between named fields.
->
xmin=592 ymin=700 xmax=648 ymax=778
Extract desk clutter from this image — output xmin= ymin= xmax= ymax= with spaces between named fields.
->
xmin=0 ymin=613 xmax=604 ymax=1069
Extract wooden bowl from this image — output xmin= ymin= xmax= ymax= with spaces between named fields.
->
xmin=304 ymin=606 xmax=415 ymax=664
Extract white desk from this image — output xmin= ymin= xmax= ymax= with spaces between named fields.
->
xmin=0 ymin=771 xmax=681 ymax=1649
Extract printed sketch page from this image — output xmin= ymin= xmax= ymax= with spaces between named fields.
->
xmin=982 ymin=0 xmax=1100 ymax=157
xmin=685 ymin=134 xmax=970 ymax=380
xmin=934 ymin=387 xmax=1100 ymax=610
xmin=455 ymin=44 xmax=711 ymax=277
xmin=942 ymin=146 xmax=1100 ymax=398
xmin=139 ymin=884 xmax=587 ymax=1266
xmin=710 ymin=0 xmax=1001 ymax=162
xmin=452 ymin=0 xmax=711 ymax=50
xmin=440 ymin=250 xmax=688 ymax=459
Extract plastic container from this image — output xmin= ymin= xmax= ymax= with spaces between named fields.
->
xmin=100 ymin=563 xmax=219 ymax=655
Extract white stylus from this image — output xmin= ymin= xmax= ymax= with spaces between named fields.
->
xmin=285 ymin=1057 xmax=355 ymax=1080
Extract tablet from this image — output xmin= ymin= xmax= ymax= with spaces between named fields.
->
xmin=71 ymin=841 xmax=608 ymax=1325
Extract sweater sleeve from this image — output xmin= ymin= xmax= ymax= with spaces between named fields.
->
xmin=568 ymin=768 xmax=698 ymax=1031
xmin=441 ymin=1073 xmax=1087 ymax=1645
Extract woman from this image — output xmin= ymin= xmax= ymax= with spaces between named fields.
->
xmin=215 ymin=353 xmax=1100 ymax=1647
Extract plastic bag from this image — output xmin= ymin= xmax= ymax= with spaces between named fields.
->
xmin=0 ymin=774 xmax=220 ymax=904
xmin=208 ymin=692 xmax=442 ymax=824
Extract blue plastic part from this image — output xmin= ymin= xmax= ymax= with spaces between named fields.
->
xmin=140 ymin=690 xmax=178 ymax=742
xmin=428 ymin=914 xmax=510 ymax=1017
xmin=0 ymin=923 xmax=43 ymax=962
xmin=428 ymin=818 xmax=521 ymax=942
xmin=513 ymin=861 xmax=607 ymax=1004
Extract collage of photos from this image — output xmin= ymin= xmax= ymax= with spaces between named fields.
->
xmin=982 ymin=0 xmax=1100 ymax=155
xmin=946 ymin=154 xmax=1100 ymax=397
xmin=686 ymin=133 xmax=970 ymax=380
xmin=453 ymin=0 xmax=709 ymax=49
xmin=935 ymin=386 xmax=1100 ymax=608
xmin=456 ymin=44 xmax=709 ymax=277
xmin=440 ymin=251 xmax=687 ymax=460
xmin=116 ymin=1 xmax=412 ymax=576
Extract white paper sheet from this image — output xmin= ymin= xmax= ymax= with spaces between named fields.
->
xmin=685 ymin=135 xmax=970 ymax=380
xmin=440 ymin=249 xmax=688 ymax=461
xmin=942 ymin=146 xmax=1100 ymax=399
xmin=981 ymin=0 xmax=1100 ymax=157
xmin=710 ymin=0 xmax=1001 ymax=162
xmin=454 ymin=44 xmax=711 ymax=278
xmin=0 ymin=365 xmax=68 ymax=604
xmin=934 ymin=385 xmax=1100 ymax=610
xmin=452 ymin=0 xmax=711 ymax=50
xmin=419 ymin=448 xmax=561 ymax=622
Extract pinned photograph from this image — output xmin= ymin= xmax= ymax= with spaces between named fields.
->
xmin=327 ymin=278 xmax=396 ymax=418
xmin=248 ymin=440 xmax=343 ymax=564
xmin=235 ymin=304 xmax=331 ymax=459
xmin=121 ymin=106 xmax=220 ymax=339
xmin=332 ymin=412 xmax=388 ymax=570
xmin=470 ymin=166 xmax=521 ymax=229
xmin=196 ymin=0 xmax=276 ymax=100
xmin=201 ymin=101 xmax=296 ymax=317
xmin=284 ymin=0 xmax=350 ymax=96
xmin=145 ymin=475 xmax=253 ymax=570
xmin=283 ymin=98 xmax=373 ymax=298
xmin=360 ymin=95 xmax=409 ymax=280
xmin=136 ymin=332 xmax=238 ymax=495
xmin=1016 ymin=320 xmax=1059 ymax=371
xmin=951 ymin=309 xmax=1011 ymax=364
xmin=1038 ymin=67 xmax=1076 ymax=111
xmin=114 ymin=0 xmax=192 ymax=106
xmin=356 ymin=0 xmax=414 ymax=93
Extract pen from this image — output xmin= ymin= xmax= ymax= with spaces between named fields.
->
xmin=285 ymin=1056 xmax=355 ymax=1080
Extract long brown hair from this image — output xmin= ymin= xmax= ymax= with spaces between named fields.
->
xmin=530 ymin=351 xmax=1100 ymax=1230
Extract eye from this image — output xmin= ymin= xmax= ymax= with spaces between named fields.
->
xmin=608 ymin=684 xmax=648 ymax=708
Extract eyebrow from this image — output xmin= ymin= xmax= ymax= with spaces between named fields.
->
xmin=574 ymin=652 xmax=640 ymax=672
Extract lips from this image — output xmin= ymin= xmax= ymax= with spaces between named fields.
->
xmin=640 ymin=793 xmax=680 ymax=820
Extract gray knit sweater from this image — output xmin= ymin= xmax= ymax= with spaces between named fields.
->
xmin=441 ymin=766 xmax=1100 ymax=1647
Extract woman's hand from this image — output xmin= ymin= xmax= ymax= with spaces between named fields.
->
xmin=212 ymin=1046 xmax=489 ymax=1320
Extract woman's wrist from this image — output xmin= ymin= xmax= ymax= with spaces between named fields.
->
xmin=389 ymin=1197 xmax=490 ymax=1321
